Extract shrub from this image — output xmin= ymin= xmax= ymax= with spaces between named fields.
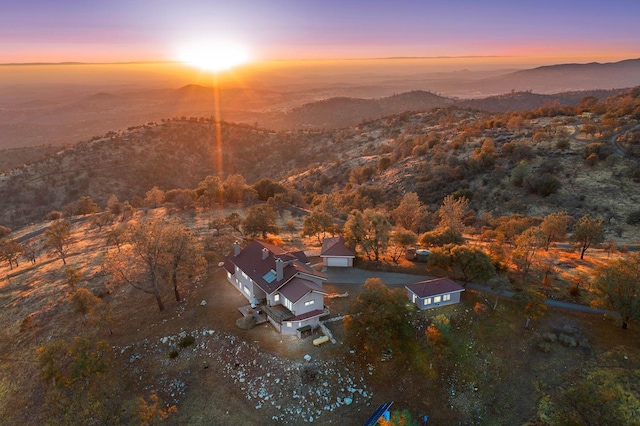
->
xmin=523 ymin=173 xmax=561 ymax=197
xmin=568 ymin=283 xmax=580 ymax=297
xmin=537 ymin=342 xmax=551 ymax=353
xmin=558 ymin=334 xmax=577 ymax=347
xmin=626 ymin=210 xmax=640 ymax=225
xmin=46 ymin=210 xmax=63 ymax=221
xmin=0 ymin=225 xmax=11 ymax=238
xmin=377 ymin=156 xmax=392 ymax=171
xmin=556 ymin=139 xmax=570 ymax=150
xmin=168 ymin=350 xmax=179 ymax=359
xmin=542 ymin=332 xmax=558 ymax=343
xmin=178 ymin=334 xmax=195 ymax=348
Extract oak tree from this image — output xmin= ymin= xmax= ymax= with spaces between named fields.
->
xmin=540 ymin=211 xmax=572 ymax=250
xmin=45 ymin=219 xmax=72 ymax=265
xmin=573 ymin=215 xmax=604 ymax=259
xmin=593 ymin=254 xmax=640 ymax=329
xmin=301 ymin=209 xmax=335 ymax=244
xmin=242 ymin=204 xmax=279 ymax=238
xmin=344 ymin=278 xmax=414 ymax=355
xmin=390 ymin=192 xmax=428 ymax=232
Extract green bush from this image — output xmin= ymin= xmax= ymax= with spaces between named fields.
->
xmin=626 ymin=210 xmax=640 ymax=225
xmin=178 ymin=334 xmax=195 ymax=348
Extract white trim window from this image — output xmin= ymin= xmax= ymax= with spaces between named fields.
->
xmin=243 ymin=285 xmax=251 ymax=296
xmin=274 ymin=294 xmax=280 ymax=302
xmin=434 ymin=296 xmax=441 ymax=303
xmin=283 ymin=297 xmax=293 ymax=311
xmin=304 ymin=300 xmax=315 ymax=307
xmin=443 ymin=294 xmax=451 ymax=301
xmin=423 ymin=297 xmax=431 ymax=306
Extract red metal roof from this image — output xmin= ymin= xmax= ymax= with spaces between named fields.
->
xmin=225 ymin=240 xmax=325 ymax=294
xmin=279 ymin=277 xmax=328 ymax=303
xmin=405 ymin=278 xmax=464 ymax=298
xmin=321 ymin=236 xmax=356 ymax=257
xmin=287 ymin=309 xmax=325 ymax=322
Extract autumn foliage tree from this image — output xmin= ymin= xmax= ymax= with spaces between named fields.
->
xmin=540 ymin=211 xmax=572 ymax=250
xmin=436 ymin=195 xmax=472 ymax=234
xmin=0 ymin=238 xmax=23 ymax=269
xmin=390 ymin=192 xmax=428 ymax=232
xmin=301 ymin=208 xmax=335 ymax=244
xmin=45 ymin=219 xmax=72 ymax=265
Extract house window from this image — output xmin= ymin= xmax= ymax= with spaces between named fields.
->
xmin=274 ymin=294 xmax=280 ymax=302
xmin=412 ymin=294 xmax=417 ymax=303
xmin=424 ymin=298 xmax=431 ymax=306
xmin=304 ymin=300 xmax=315 ymax=306
xmin=434 ymin=296 xmax=441 ymax=303
xmin=283 ymin=298 xmax=293 ymax=310
xmin=286 ymin=322 xmax=292 ymax=328
xmin=243 ymin=285 xmax=251 ymax=296
xmin=443 ymin=294 xmax=451 ymax=301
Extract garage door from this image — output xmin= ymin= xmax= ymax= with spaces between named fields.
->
xmin=327 ymin=257 xmax=350 ymax=267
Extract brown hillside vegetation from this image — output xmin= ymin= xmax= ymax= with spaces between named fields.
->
xmin=1 ymin=205 xmax=640 ymax=424
xmin=2 ymin=87 xmax=640 ymax=243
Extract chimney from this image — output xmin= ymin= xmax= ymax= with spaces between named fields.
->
xmin=233 ymin=241 xmax=241 ymax=257
xmin=262 ymin=247 xmax=269 ymax=260
xmin=276 ymin=258 xmax=284 ymax=281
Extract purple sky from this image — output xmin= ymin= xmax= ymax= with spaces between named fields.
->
xmin=2 ymin=0 xmax=639 ymax=63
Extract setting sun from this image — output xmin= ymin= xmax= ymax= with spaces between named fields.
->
xmin=177 ymin=41 xmax=250 ymax=72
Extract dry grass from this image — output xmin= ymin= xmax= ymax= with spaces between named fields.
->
xmin=1 ymin=206 xmax=639 ymax=424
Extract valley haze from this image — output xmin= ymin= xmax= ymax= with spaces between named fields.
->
xmin=2 ymin=57 xmax=640 ymax=150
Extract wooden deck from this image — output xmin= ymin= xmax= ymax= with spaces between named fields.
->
xmin=260 ymin=303 xmax=294 ymax=323
xmin=237 ymin=305 xmax=268 ymax=325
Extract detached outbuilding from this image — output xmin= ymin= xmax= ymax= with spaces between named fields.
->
xmin=405 ymin=278 xmax=464 ymax=310
xmin=320 ymin=236 xmax=356 ymax=267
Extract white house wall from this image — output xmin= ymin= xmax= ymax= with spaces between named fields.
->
xmin=290 ymin=291 xmax=324 ymax=316
xmin=282 ymin=316 xmax=321 ymax=335
xmin=324 ymin=257 xmax=352 ymax=267
xmin=410 ymin=291 xmax=463 ymax=310
xmin=233 ymin=266 xmax=266 ymax=301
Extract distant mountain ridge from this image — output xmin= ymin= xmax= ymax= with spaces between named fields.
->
xmin=1 ymin=58 xmax=640 ymax=148
xmin=468 ymin=58 xmax=640 ymax=95
xmin=266 ymin=90 xmax=452 ymax=129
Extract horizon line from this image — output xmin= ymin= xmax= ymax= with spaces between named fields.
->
xmin=2 ymin=55 xmax=638 ymax=67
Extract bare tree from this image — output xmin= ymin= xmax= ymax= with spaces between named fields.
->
xmin=104 ymin=219 xmax=169 ymax=311
xmin=437 ymin=195 xmax=472 ymax=234
xmin=162 ymin=220 xmax=206 ymax=302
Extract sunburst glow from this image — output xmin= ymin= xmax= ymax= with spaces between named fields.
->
xmin=178 ymin=41 xmax=250 ymax=72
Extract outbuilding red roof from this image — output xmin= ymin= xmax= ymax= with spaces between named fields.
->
xmin=405 ymin=278 xmax=464 ymax=298
xmin=320 ymin=236 xmax=356 ymax=257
